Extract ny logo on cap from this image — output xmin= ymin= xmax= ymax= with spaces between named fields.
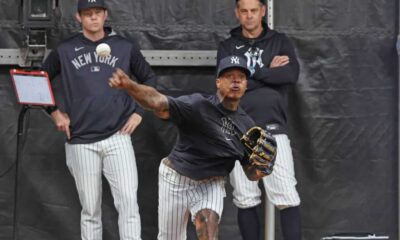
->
xmin=231 ymin=56 xmax=240 ymax=65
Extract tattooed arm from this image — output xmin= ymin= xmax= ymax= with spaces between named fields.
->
xmin=109 ymin=68 xmax=170 ymax=119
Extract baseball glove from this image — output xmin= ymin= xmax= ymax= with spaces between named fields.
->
xmin=241 ymin=126 xmax=277 ymax=175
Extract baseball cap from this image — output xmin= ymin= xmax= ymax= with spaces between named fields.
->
xmin=77 ymin=0 xmax=107 ymax=11
xmin=217 ymin=56 xmax=250 ymax=78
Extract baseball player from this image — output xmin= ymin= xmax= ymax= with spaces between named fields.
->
xmin=108 ymin=56 xmax=276 ymax=240
xmin=41 ymin=0 xmax=156 ymax=239
xmin=217 ymin=0 xmax=302 ymax=239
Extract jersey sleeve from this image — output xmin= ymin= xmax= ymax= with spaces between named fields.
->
xmin=252 ymin=34 xmax=300 ymax=86
xmin=130 ymin=41 xmax=156 ymax=87
xmin=41 ymin=48 xmax=61 ymax=81
xmin=41 ymin=48 xmax=61 ymax=114
xmin=166 ymin=95 xmax=195 ymax=125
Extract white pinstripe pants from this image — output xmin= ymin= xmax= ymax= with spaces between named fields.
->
xmin=65 ymin=132 xmax=141 ymax=240
xmin=230 ymin=134 xmax=300 ymax=208
xmin=157 ymin=159 xmax=226 ymax=240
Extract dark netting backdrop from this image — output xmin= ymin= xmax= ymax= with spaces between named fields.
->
xmin=0 ymin=0 xmax=398 ymax=239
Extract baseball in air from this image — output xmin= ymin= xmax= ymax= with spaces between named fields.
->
xmin=96 ymin=43 xmax=111 ymax=58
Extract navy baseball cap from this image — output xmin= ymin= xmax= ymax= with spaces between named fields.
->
xmin=217 ymin=56 xmax=250 ymax=78
xmin=77 ymin=0 xmax=107 ymax=11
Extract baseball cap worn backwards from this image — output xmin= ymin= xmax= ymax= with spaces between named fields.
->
xmin=77 ymin=0 xmax=107 ymax=11
xmin=217 ymin=56 xmax=251 ymax=78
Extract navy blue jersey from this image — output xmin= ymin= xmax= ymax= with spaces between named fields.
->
xmin=167 ymin=94 xmax=255 ymax=180
xmin=42 ymin=28 xmax=156 ymax=144
xmin=217 ymin=22 xmax=300 ymax=134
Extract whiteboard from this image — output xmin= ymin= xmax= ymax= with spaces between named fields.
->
xmin=10 ymin=69 xmax=55 ymax=106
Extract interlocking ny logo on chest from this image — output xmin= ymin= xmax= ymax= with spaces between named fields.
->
xmin=221 ymin=117 xmax=235 ymax=141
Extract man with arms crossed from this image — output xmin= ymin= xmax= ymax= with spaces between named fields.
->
xmin=41 ymin=0 xmax=156 ymax=239
xmin=108 ymin=56 xmax=276 ymax=240
xmin=217 ymin=0 xmax=301 ymax=239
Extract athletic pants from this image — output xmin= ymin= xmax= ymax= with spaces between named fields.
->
xmin=65 ymin=132 xmax=141 ymax=240
xmin=157 ymin=158 xmax=226 ymax=240
xmin=230 ymin=134 xmax=300 ymax=208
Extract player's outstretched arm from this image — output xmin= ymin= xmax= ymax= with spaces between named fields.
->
xmin=109 ymin=68 xmax=170 ymax=119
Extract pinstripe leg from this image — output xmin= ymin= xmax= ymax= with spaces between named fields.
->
xmin=229 ymin=163 xmax=263 ymax=240
xmin=158 ymin=160 xmax=190 ymax=240
xmin=191 ymin=178 xmax=226 ymax=222
xmin=262 ymin=134 xmax=300 ymax=207
xmin=66 ymin=142 xmax=103 ymax=240
xmin=191 ymin=178 xmax=226 ymax=240
xmin=229 ymin=161 xmax=262 ymax=208
xmin=102 ymin=133 xmax=141 ymax=240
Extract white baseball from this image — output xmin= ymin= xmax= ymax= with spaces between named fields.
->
xmin=96 ymin=43 xmax=111 ymax=58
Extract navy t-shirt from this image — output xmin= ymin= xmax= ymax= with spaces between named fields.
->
xmin=167 ymin=94 xmax=255 ymax=180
